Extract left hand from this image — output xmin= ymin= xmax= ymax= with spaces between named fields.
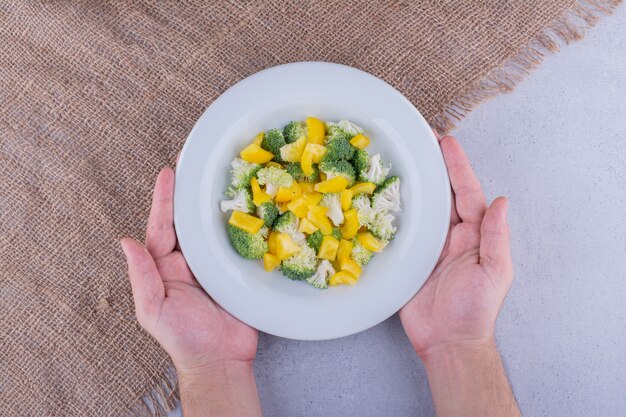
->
xmin=121 ymin=167 xmax=258 ymax=375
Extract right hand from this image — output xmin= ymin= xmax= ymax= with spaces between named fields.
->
xmin=400 ymin=134 xmax=513 ymax=359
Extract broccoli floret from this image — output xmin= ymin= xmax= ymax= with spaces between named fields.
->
xmin=320 ymin=193 xmax=344 ymax=226
xmin=220 ymin=187 xmax=254 ymax=213
xmin=256 ymin=166 xmax=293 ymax=196
xmin=360 ymin=153 xmax=390 ymax=185
xmin=337 ymin=119 xmax=364 ymax=136
xmin=319 ymin=159 xmax=356 ymax=186
xmin=368 ymin=211 xmax=397 ymax=241
xmin=261 ymin=128 xmax=287 ymax=161
xmin=274 ymin=211 xmax=305 ymax=242
xmin=256 ymin=202 xmax=279 ymax=228
xmin=352 ymin=194 xmax=376 ymax=226
xmin=280 ymin=244 xmax=317 ymax=280
xmin=307 ymin=259 xmax=335 ymax=289
xmin=351 ymin=238 xmax=373 ymax=266
xmin=227 ymin=224 xmax=268 ymax=259
xmin=285 ymin=162 xmax=319 ymax=182
xmin=306 ymin=228 xmax=342 ymax=252
xmin=283 ymin=121 xmax=307 ymax=143
xmin=229 ymin=157 xmax=261 ymax=188
xmin=371 ymin=176 xmax=401 ymax=212
xmin=324 ymin=138 xmax=356 ymax=160
xmin=325 ymin=124 xmax=352 ymax=142
xmin=352 ymin=149 xmax=369 ymax=181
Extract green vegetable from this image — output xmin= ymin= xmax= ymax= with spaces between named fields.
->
xmin=360 ymin=153 xmax=390 ymax=185
xmin=280 ymin=244 xmax=317 ymax=280
xmin=220 ymin=187 xmax=254 ymax=213
xmin=306 ymin=259 xmax=335 ymax=289
xmin=256 ymin=202 xmax=279 ymax=228
xmin=285 ymin=162 xmax=319 ymax=182
xmin=368 ymin=211 xmax=397 ymax=241
xmin=283 ymin=121 xmax=307 ymax=143
xmin=324 ymin=138 xmax=356 ymax=160
xmin=351 ymin=238 xmax=373 ymax=266
xmin=319 ymin=159 xmax=356 ymax=186
xmin=256 ymin=166 xmax=294 ymax=196
xmin=351 ymin=194 xmax=375 ymax=226
xmin=261 ymin=128 xmax=287 ymax=161
xmin=274 ymin=211 xmax=305 ymax=242
xmin=320 ymin=193 xmax=343 ymax=226
xmin=371 ymin=176 xmax=401 ymax=212
xmin=306 ymin=228 xmax=342 ymax=252
xmin=325 ymin=124 xmax=352 ymax=142
xmin=352 ymin=149 xmax=369 ymax=181
xmin=230 ymin=157 xmax=261 ymax=189
xmin=227 ymin=224 xmax=268 ymax=259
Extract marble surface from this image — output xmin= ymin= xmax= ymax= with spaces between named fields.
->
xmin=169 ymin=6 xmax=626 ymax=417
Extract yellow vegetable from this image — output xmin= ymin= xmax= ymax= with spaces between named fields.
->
xmin=228 ymin=211 xmax=264 ymax=234
xmin=280 ymin=136 xmax=307 ymax=162
xmin=306 ymin=116 xmax=325 ymax=145
xmin=350 ymin=182 xmax=376 ymax=195
xmin=251 ymin=177 xmax=272 ymax=206
xmin=309 ymin=143 xmax=328 ymax=163
xmin=275 ymin=182 xmax=302 ymax=203
xmin=300 ymin=143 xmax=326 ymax=176
xmin=268 ymin=232 xmax=279 ymax=254
xmin=240 ymin=143 xmax=274 ymax=163
xmin=253 ymin=132 xmax=264 ymax=146
xmin=298 ymin=181 xmax=316 ymax=193
xmin=357 ymin=232 xmax=387 ymax=252
xmin=349 ymin=134 xmax=370 ymax=149
xmin=336 ymin=239 xmax=353 ymax=262
xmin=298 ymin=218 xmax=318 ymax=234
xmin=318 ymin=235 xmax=340 ymax=261
xmin=275 ymin=233 xmax=301 ymax=260
xmin=307 ymin=205 xmax=333 ymax=235
xmin=340 ymin=189 xmax=353 ymax=211
xmin=287 ymin=197 xmax=309 ymax=218
xmin=314 ymin=176 xmax=349 ymax=193
xmin=266 ymin=161 xmax=283 ymax=169
xmin=263 ymin=253 xmax=280 ymax=271
xmin=329 ymin=270 xmax=358 ymax=286
xmin=340 ymin=209 xmax=359 ymax=239
xmin=302 ymin=191 xmax=323 ymax=207
xmin=339 ymin=257 xmax=362 ymax=278
xmin=277 ymin=202 xmax=289 ymax=213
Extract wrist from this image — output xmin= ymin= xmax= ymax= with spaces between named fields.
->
xmin=176 ymin=358 xmax=254 ymax=387
xmin=419 ymin=336 xmax=497 ymax=367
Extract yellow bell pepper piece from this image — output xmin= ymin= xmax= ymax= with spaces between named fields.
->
xmin=314 ymin=176 xmax=349 ymax=193
xmin=298 ymin=181 xmax=316 ymax=193
xmin=240 ymin=143 xmax=274 ymax=163
xmin=251 ymin=177 xmax=272 ymax=206
xmin=336 ymin=239 xmax=353 ymax=262
xmin=340 ymin=189 xmax=353 ymax=211
xmin=309 ymin=144 xmax=328 ymax=163
xmin=307 ymin=205 xmax=333 ymax=235
xmin=263 ymin=253 xmax=280 ymax=272
xmin=268 ymin=232 xmax=279 ymax=254
xmin=300 ymin=143 xmax=326 ymax=176
xmin=275 ymin=182 xmax=302 ymax=203
xmin=275 ymin=233 xmax=301 ymax=260
xmin=253 ymin=132 xmax=264 ymax=146
xmin=357 ymin=232 xmax=387 ymax=253
xmin=298 ymin=218 xmax=318 ymax=234
xmin=329 ymin=270 xmax=358 ymax=286
xmin=340 ymin=209 xmax=359 ymax=239
xmin=279 ymin=136 xmax=307 ymax=163
xmin=349 ymin=134 xmax=370 ymax=149
xmin=339 ymin=257 xmax=362 ymax=279
xmin=350 ymin=182 xmax=376 ymax=195
xmin=266 ymin=161 xmax=283 ymax=169
xmin=228 ymin=211 xmax=264 ymax=234
xmin=277 ymin=202 xmax=289 ymax=213
xmin=306 ymin=116 xmax=325 ymax=145
xmin=317 ymin=235 xmax=340 ymax=261
xmin=287 ymin=197 xmax=309 ymax=218
xmin=302 ymin=191 xmax=323 ymax=207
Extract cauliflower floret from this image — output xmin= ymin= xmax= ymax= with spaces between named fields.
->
xmin=368 ymin=211 xmax=397 ymax=241
xmin=306 ymin=260 xmax=335 ymax=289
xmin=360 ymin=153 xmax=390 ymax=185
xmin=337 ymin=119 xmax=364 ymax=136
xmin=256 ymin=166 xmax=293 ymax=196
xmin=352 ymin=194 xmax=376 ymax=226
xmin=229 ymin=157 xmax=260 ymax=188
xmin=371 ymin=176 xmax=401 ymax=212
xmin=320 ymin=193 xmax=344 ymax=226
xmin=220 ymin=188 xmax=254 ymax=213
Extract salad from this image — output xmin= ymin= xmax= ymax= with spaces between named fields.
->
xmin=220 ymin=117 xmax=401 ymax=289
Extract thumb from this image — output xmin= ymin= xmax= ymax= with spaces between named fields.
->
xmin=479 ymin=197 xmax=513 ymax=281
xmin=121 ymin=237 xmax=165 ymax=328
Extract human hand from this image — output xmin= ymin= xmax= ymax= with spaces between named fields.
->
xmin=120 ymin=168 xmax=258 ymax=376
xmin=400 ymin=134 xmax=513 ymax=360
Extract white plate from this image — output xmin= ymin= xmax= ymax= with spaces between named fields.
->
xmin=174 ymin=62 xmax=450 ymax=340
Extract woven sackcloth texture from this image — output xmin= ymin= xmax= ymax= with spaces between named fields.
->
xmin=0 ymin=1 xmax=620 ymax=416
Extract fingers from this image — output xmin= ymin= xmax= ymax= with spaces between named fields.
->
xmin=479 ymin=197 xmax=513 ymax=278
xmin=146 ymin=167 xmax=177 ymax=259
xmin=440 ymin=136 xmax=487 ymax=223
xmin=121 ymin=237 xmax=165 ymax=327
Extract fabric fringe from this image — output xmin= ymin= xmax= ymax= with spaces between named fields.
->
xmin=126 ymin=367 xmax=179 ymax=417
xmin=433 ymin=0 xmax=623 ymax=134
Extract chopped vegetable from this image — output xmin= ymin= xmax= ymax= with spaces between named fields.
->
xmin=319 ymin=159 xmax=356 ymax=186
xmin=283 ymin=121 xmax=307 ymax=143
xmin=320 ymin=193 xmax=344 ymax=226
xmin=318 ymin=235 xmax=340 ymax=261
xmin=228 ymin=211 xmax=264 ymax=234
xmin=280 ymin=243 xmax=317 ymax=280
xmin=349 ymin=134 xmax=370 ymax=149
xmin=329 ymin=270 xmax=358 ymax=286
xmin=306 ymin=117 xmax=325 ymax=145
xmin=371 ymin=176 xmax=401 ymax=212
xmin=240 ymin=143 xmax=274 ymax=163
xmin=261 ymin=128 xmax=287 ymax=162
xmin=307 ymin=260 xmax=335 ymax=289
xmin=227 ymin=224 xmax=268 ymax=259
xmin=263 ymin=253 xmax=280 ymax=271
xmin=256 ymin=202 xmax=279 ymax=228
xmin=220 ymin=187 xmax=254 ymax=213
xmin=256 ymin=166 xmax=294 ymax=196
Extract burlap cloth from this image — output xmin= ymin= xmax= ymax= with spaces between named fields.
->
xmin=0 ymin=1 xmax=619 ymax=416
